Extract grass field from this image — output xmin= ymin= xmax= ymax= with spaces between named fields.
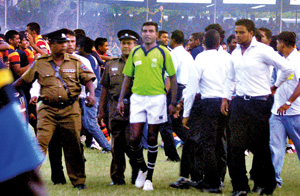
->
xmin=40 ymin=144 xmax=300 ymax=196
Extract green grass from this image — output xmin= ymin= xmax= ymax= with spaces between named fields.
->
xmin=40 ymin=145 xmax=300 ymax=196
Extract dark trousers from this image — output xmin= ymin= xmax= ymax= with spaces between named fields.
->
xmin=179 ymin=98 xmax=203 ymax=181
xmin=198 ymin=98 xmax=228 ymax=188
xmin=110 ymin=120 xmax=139 ymax=184
xmin=48 ymin=130 xmax=66 ymax=184
xmin=228 ymin=96 xmax=276 ymax=192
xmin=159 ymin=118 xmax=180 ymax=161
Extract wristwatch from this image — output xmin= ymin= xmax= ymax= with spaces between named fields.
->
xmin=285 ymin=101 xmax=292 ymax=106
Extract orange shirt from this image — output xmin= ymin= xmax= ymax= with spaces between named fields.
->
xmin=34 ymin=35 xmax=50 ymax=54
xmin=23 ymin=48 xmax=34 ymax=64
xmin=8 ymin=45 xmax=20 ymax=67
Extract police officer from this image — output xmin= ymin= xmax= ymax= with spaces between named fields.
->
xmin=14 ymin=29 xmax=96 ymax=190
xmin=98 ymin=29 xmax=140 ymax=185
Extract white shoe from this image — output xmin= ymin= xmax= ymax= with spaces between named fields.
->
xmin=143 ymin=180 xmax=153 ymax=191
xmin=135 ymin=170 xmax=147 ymax=188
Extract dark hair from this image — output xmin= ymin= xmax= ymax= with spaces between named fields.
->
xmin=235 ymin=19 xmax=255 ymax=33
xmin=171 ymin=30 xmax=184 ymax=44
xmin=27 ymin=22 xmax=41 ymax=34
xmin=5 ymin=30 xmax=19 ymax=43
xmin=278 ymin=31 xmax=296 ymax=47
xmin=259 ymin=27 xmax=272 ymax=39
xmin=204 ymin=29 xmax=220 ymax=49
xmin=191 ymin=32 xmax=204 ymax=44
xmin=159 ymin=30 xmax=168 ymax=38
xmin=74 ymin=29 xmax=86 ymax=37
xmin=205 ymin=23 xmax=225 ymax=41
xmin=78 ymin=36 xmax=94 ymax=53
xmin=269 ymin=35 xmax=278 ymax=51
xmin=142 ymin=22 xmax=158 ymax=32
xmin=255 ymin=28 xmax=262 ymax=42
xmin=61 ymin=28 xmax=75 ymax=36
xmin=95 ymin=37 xmax=108 ymax=49
xmin=227 ymin=34 xmax=236 ymax=44
xmin=19 ymin=31 xmax=27 ymax=41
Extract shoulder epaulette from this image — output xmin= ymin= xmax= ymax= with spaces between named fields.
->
xmin=37 ymin=54 xmax=49 ymax=60
xmin=69 ymin=54 xmax=81 ymax=61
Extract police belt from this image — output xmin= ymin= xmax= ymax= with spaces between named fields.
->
xmin=40 ymin=96 xmax=78 ymax=109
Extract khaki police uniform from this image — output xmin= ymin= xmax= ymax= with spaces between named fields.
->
xmin=22 ymin=53 xmax=95 ymax=186
xmin=101 ymin=57 xmax=138 ymax=184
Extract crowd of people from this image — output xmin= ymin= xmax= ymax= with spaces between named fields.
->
xmin=1 ymin=13 xmax=300 ymax=196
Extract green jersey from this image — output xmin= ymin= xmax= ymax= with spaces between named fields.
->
xmin=123 ymin=44 xmax=176 ymax=96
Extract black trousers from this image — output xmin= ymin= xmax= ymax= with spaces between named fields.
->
xmin=110 ymin=120 xmax=139 ymax=184
xmin=228 ymin=96 xmax=276 ymax=192
xmin=199 ymin=98 xmax=229 ymax=188
xmin=179 ymin=98 xmax=203 ymax=181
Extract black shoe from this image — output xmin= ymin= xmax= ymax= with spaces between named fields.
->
xmin=259 ymin=187 xmax=274 ymax=195
xmin=102 ymin=150 xmax=111 ymax=154
xmin=252 ymin=184 xmax=263 ymax=194
xmin=170 ymin=178 xmax=190 ymax=189
xmin=109 ymin=182 xmax=125 ymax=186
xmin=74 ymin=184 xmax=87 ymax=190
xmin=166 ymin=157 xmax=181 ymax=162
xmin=53 ymin=181 xmax=66 ymax=185
xmin=202 ymin=188 xmax=222 ymax=194
xmin=232 ymin=191 xmax=248 ymax=196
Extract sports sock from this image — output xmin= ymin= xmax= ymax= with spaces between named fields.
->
xmin=131 ymin=144 xmax=147 ymax=172
xmin=146 ymin=144 xmax=158 ymax=181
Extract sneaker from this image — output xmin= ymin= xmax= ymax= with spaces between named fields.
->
xmin=170 ymin=177 xmax=190 ymax=189
xmin=143 ymin=180 xmax=154 ymax=191
xmin=135 ymin=170 xmax=148 ymax=188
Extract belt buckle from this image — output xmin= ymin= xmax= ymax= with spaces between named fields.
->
xmin=244 ymin=95 xmax=251 ymax=100
xmin=58 ymin=102 xmax=65 ymax=109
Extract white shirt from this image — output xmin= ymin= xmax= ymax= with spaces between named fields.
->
xmin=30 ymin=53 xmax=96 ymax=99
xmin=224 ymin=37 xmax=294 ymax=99
xmin=183 ymin=49 xmax=230 ymax=118
xmin=170 ymin=46 xmax=192 ymax=85
xmin=272 ymin=49 xmax=300 ymax=115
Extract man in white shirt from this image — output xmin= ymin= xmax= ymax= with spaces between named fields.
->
xmin=221 ymin=19 xmax=294 ymax=196
xmin=204 ymin=23 xmax=231 ymax=185
xmin=181 ymin=29 xmax=230 ymax=193
xmin=269 ymin=31 xmax=300 ymax=188
xmin=169 ymin=30 xmax=204 ymax=189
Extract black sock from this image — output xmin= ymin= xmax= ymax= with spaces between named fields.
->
xmin=146 ymin=144 xmax=158 ymax=181
xmin=131 ymin=144 xmax=147 ymax=172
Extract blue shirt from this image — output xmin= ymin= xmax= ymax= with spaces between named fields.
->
xmin=0 ymin=94 xmax=44 ymax=182
xmin=190 ymin=45 xmax=204 ymax=60
xmin=86 ymin=54 xmax=101 ymax=97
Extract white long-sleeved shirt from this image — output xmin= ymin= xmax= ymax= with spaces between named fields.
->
xmin=224 ymin=37 xmax=294 ymax=100
xmin=30 ymin=53 xmax=96 ymax=99
xmin=170 ymin=46 xmax=192 ymax=86
xmin=183 ymin=49 xmax=230 ymax=118
xmin=272 ymin=49 xmax=300 ymax=115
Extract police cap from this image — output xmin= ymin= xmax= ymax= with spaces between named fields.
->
xmin=117 ymin=29 xmax=140 ymax=41
xmin=44 ymin=29 xmax=70 ymax=42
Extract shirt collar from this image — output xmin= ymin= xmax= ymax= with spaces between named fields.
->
xmin=286 ymin=48 xmax=298 ymax=60
xmin=35 ymin=35 xmax=43 ymax=43
xmin=47 ymin=53 xmax=70 ymax=62
xmin=9 ymin=44 xmax=15 ymax=50
xmin=237 ymin=36 xmax=258 ymax=50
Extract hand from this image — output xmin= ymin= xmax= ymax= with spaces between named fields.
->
xmin=168 ymin=104 xmax=176 ymax=115
xmin=277 ymin=104 xmax=290 ymax=116
xmin=85 ymin=94 xmax=95 ymax=107
xmin=117 ymin=99 xmax=125 ymax=116
xmin=26 ymin=32 xmax=34 ymax=46
xmin=182 ymin=117 xmax=190 ymax=130
xmin=98 ymin=109 xmax=104 ymax=124
xmin=270 ymin=85 xmax=278 ymax=96
xmin=29 ymin=96 xmax=38 ymax=105
xmin=173 ymin=102 xmax=183 ymax=118
xmin=220 ymin=98 xmax=229 ymax=116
